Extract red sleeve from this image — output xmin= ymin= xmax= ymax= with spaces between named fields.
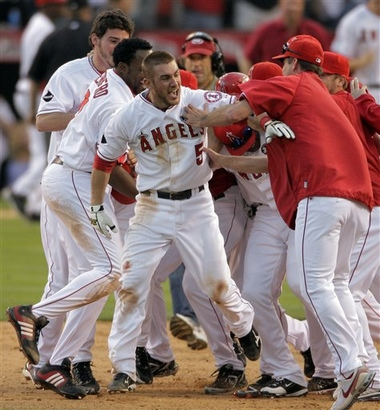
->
xmin=240 ymin=77 xmax=297 ymax=118
xmin=93 ymin=153 xmax=117 ymax=173
xmin=355 ymin=93 xmax=380 ymax=133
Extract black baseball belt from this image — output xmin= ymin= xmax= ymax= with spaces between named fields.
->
xmin=140 ymin=185 xmax=204 ymax=201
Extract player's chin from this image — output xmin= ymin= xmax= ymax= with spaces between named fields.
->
xmin=168 ymin=89 xmax=180 ymax=104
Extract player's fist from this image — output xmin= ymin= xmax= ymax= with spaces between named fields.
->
xmin=264 ymin=120 xmax=295 ymax=144
xmin=90 ymin=204 xmax=118 ymax=239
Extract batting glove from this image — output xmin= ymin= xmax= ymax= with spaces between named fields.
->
xmin=89 ymin=204 xmax=118 ymax=239
xmin=264 ymin=120 xmax=295 ymax=144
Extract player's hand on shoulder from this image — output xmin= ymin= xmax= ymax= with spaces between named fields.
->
xmin=89 ymin=204 xmax=118 ymax=239
xmin=349 ymin=77 xmax=368 ymax=100
xmin=264 ymin=119 xmax=295 ymax=144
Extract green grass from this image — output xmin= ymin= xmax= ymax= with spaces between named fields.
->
xmin=0 ymin=199 xmax=305 ymax=321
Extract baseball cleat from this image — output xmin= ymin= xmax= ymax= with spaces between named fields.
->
xmin=72 ymin=361 xmax=100 ymax=394
xmin=204 ymin=364 xmax=247 ymax=395
xmin=148 ymin=355 xmax=179 ymax=378
xmin=331 ymin=366 xmax=375 ymax=410
xmin=22 ymin=362 xmax=42 ymax=389
xmin=260 ymin=377 xmax=308 ymax=397
xmin=35 ymin=358 xmax=87 ymax=399
xmin=107 ymin=373 xmax=136 ymax=394
xmin=6 ymin=305 xmax=48 ymax=365
xmin=300 ymin=347 xmax=315 ymax=378
xmin=308 ymin=376 xmax=337 ymax=394
xmin=135 ymin=347 xmax=153 ymax=384
xmin=238 ymin=326 xmax=261 ymax=361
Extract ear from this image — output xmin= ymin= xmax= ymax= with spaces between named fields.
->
xmin=90 ymin=33 xmax=99 ymax=48
xmin=143 ymin=77 xmax=150 ymax=89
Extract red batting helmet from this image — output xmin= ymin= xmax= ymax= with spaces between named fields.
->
xmin=215 ymin=72 xmax=249 ymax=97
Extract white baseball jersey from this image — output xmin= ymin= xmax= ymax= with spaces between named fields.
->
xmin=332 ymin=4 xmax=380 ymax=102
xmin=38 ymin=55 xmax=102 ymax=162
xmin=57 ymin=68 xmax=133 ymax=171
xmin=97 ymin=87 xmax=234 ymax=192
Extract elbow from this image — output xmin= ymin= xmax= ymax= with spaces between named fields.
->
xmin=35 ymin=116 xmax=47 ymax=132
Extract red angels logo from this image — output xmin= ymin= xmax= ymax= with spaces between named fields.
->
xmin=204 ymin=91 xmax=222 ymax=103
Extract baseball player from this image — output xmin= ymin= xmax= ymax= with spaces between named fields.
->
xmin=8 ymin=0 xmax=68 ymax=219
xmin=210 ymin=67 xmax=308 ymax=398
xmin=169 ymin=31 xmax=226 ymax=348
xmin=331 ymin=0 xmax=380 ymax=103
xmin=6 ymin=37 xmax=150 ymax=400
xmin=90 ymin=51 xmax=261 ymax=393
xmin=183 ymin=35 xmax=375 ymax=410
xmin=303 ymin=51 xmax=380 ymax=401
xmin=19 ymin=9 xmax=134 ymax=395
xmin=120 ymin=71 xmax=254 ymax=394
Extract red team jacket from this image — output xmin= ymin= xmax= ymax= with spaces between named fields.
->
xmin=239 ymin=72 xmax=374 ymax=229
xmin=332 ymin=90 xmax=380 ymax=207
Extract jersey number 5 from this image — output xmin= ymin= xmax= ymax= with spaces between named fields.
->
xmin=195 ymin=142 xmax=204 ymax=166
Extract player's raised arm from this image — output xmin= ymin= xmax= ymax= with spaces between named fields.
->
xmin=183 ymin=100 xmax=252 ymax=128
xmin=203 ymin=146 xmax=268 ymax=173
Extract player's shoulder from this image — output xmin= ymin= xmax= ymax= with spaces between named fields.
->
xmin=54 ymin=56 xmax=92 ymax=76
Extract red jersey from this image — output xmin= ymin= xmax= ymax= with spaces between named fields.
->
xmin=240 ymin=72 xmax=373 ymax=228
xmin=332 ymin=90 xmax=380 ymax=206
xmin=354 ymin=93 xmax=380 ymax=134
xmin=209 ymin=168 xmax=237 ymax=198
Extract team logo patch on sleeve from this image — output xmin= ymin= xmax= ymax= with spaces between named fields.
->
xmin=42 ymin=90 xmax=54 ymax=102
xmin=203 ymin=91 xmax=222 ymax=103
xmin=101 ymin=135 xmax=107 ymax=144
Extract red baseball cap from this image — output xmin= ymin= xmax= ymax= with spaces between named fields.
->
xmin=322 ymin=51 xmax=350 ymax=78
xmin=248 ymin=62 xmax=283 ymax=80
xmin=179 ymin=69 xmax=198 ymax=90
xmin=183 ymin=37 xmax=216 ymax=57
xmin=272 ymin=35 xmax=324 ymax=66
xmin=213 ymin=122 xmax=261 ymax=156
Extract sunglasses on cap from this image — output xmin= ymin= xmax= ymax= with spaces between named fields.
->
xmin=229 ymin=127 xmax=260 ymax=152
xmin=282 ymin=42 xmax=302 ymax=56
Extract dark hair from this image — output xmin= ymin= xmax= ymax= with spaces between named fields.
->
xmin=113 ymin=38 xmax=153 ymax=66
xmin=142 ymin=51 xmax=176 ymax=77
xmin=89 ymin=9 xmax=135 ymax=47
xmin=298 ymin=60 xmax=323 ymax=75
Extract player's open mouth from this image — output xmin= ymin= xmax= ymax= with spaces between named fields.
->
xmin=169 ymin=89 xmax=179 ymax=98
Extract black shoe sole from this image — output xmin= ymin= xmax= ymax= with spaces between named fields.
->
xmin=6 ymin=307 xmax=39 ymax=365
xmin=37 ymin=380 xmax=86 ymax=399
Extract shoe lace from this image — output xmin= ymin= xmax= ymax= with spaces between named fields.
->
xmin=136 ymin=347 xmax=150 ymax=369
xmin=72 ymin=361 xmax=95 ymax=384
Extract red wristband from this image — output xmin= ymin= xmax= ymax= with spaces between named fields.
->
xmin=259 ymin=115 xmax=272 ymax=129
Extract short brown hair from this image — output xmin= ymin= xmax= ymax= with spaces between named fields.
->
xmin=89 ymin=9 xmax=135 ymax=47
xmin=142 ymin=51 xmax=176 ymax=78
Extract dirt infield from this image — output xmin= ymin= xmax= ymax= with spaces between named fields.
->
xmin=1 ymin=321 xmax=376 ymax=410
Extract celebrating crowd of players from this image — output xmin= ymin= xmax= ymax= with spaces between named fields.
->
xmin=4 ymin=1 xmax=380 ymax=409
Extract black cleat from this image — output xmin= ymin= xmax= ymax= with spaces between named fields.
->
xmin=72 ymin=361 xmax=100 ymax=394
xmin=6 ymin=305 xmax=48 ymax=365
xmin=238 ymin=326 xmax=261 ymax=361
xmin=35 ymin=358 xmax=87 ymax=399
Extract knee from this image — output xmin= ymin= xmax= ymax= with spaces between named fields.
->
xmin=203 ymin=279 xmax=229 ymax=304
